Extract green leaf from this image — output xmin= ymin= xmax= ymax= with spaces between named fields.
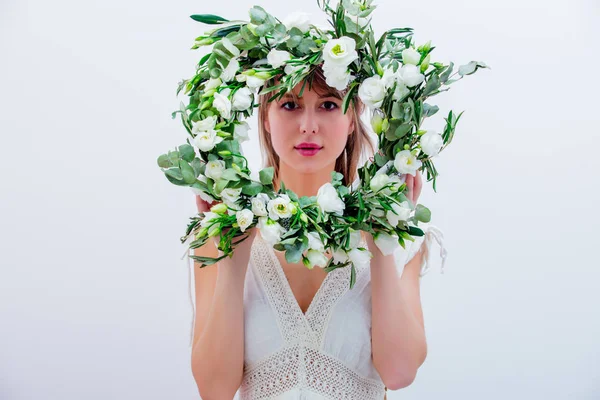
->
xmin=349 ymin=263 xmax=356 ymax=289
xmin=178 ymin=144 xmax=196 ymax=162
xmin=179 ymin=160 xmax=197 ymax=184
xmin=341 ymin=82 xmax=359 ymax=114
xmin=249 ymin=6 xmax=267 ymax=24
xmin=422 ymin=73 xmax=441 ymax=97
xmin=259 ymin=167 xmax=274 ymax=185
xmin=284 ymin=241 xmax=303 ymax=263
xmin=214 ymin=178 xmax=228 ymax=194
xmin=191 ymin=158 xmax=203 ymax=177
xmin=157 ymin=154 xmax=172 ymax=168
xmin=440 ymin=62 xmax=453 ymax=83
xmin=423 ymin=103 xmax=439 ymax=117
xmin=385 ymin=123 xmax=411 ymax=141
xmin=221 ymin=168 xmax=240 ymax=181
xmin=189 ymin=14 xmax=230 ymax=25
xmin=414 ymin=204 xmax=431 ymax=223
xmin=241 ymin=181 xmax=263 ymax=196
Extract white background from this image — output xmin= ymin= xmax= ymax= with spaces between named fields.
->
xmin=1 ymin=0 xmax=599 ymax=399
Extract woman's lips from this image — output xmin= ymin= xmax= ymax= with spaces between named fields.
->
xmin=294 ymin=146 xmax=322 ymax=156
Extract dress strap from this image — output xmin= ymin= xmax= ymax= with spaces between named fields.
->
xmin=180 ymin=239 xmax=196 ymax=349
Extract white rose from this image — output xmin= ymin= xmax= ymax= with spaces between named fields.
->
xmin=246 ymin=75 xmax=266 ymax=90
xmin=204 ymin=78 xmax=222 ymax=91
xmin=420 ymin=131 xmax=443 ymax=157
xmin=306 ymin=231 xmax=325 ymax=252
xmin=191 ymin=115 xmax=217 ymax=133
xmin=399 ymin=64 xmax=425 ymax=88
xmin=221 ymin=58 xmax=239 ymax=82
xmin=213 ymin=88 xmax=232 ymax=119
xmin=322 ymin=36 xmax=359 ymax=68
xmin=236 ymin=209 xmax=254 ymax=232
xmin=322 ymin=63 xmax=352 ymax=91
xmin=267 ymin=49 xmax=292 ymax=69
xmin=220 ymin=37 xmax=240 ymax=58
xmin=233 ymin=121 xmax=251 ymax=143
xmin=231 ymin=87 xmax=253 ymax=111
xmin=257 ymin=216 xmax=285 ymax=246
xmin=374 ymin=232 xmax=399 ymax=256
xmin=348 ymin=248 xmax=372 ymax=268
xmin=316 ymin=182 xmax=345 ymax=216
xmin=386 ymin=201 xmax=412 ymax=227
xmin=282 ymin=11 xmax=311 ymax=33
xmin=267 ymin=194 xmax=292 ymax=221
xmin=402 ymin=47 xmax=422 ymax=65
xmin=306 ymin=249 xmax=328 ymax=268
xmin=358 ymin=75 xmax=387 ymax=109
xmin=251 ymin=193 xmax=269 ymax=217
xmin=193 ymin=129 xmax=224 ymax=152
xmin=220 ymin=187 xmax=242 ymax=207
xmin=332 ymin=247 xmax=350 ymax=264
xmin=204 ymin=160 xmax=226 ymax=181
xmin=369 ymin=173 xmax=390 ymax=193
xmin=394 ymin=149 xmax=422 ymax=176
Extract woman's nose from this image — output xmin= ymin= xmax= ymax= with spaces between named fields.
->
xmin=300 ymin=111 xmax=319 ymax=134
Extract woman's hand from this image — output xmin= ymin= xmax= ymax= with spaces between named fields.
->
xmin=404 ymin=169 xmax=423 ymax=207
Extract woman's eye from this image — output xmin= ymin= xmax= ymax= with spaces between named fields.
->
xmin=322 ymin=101 xmax=339 ymax=111
xmin=281 ymin=101 xmax=297 ymax=110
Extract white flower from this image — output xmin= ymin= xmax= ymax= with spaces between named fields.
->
xmin=193 ymin=129 xmax=224 ymax=152
xmin=399 ymin=64 xmax=425 ymax=88
xmin=332 ymin=247 xmax=350 ymax=264
xmin=348 ymin=247 xmax=372 ymax=268
xmin=204 ymin=160 xmax=226 ymax=181
xmin=358 ymin=75 xmax=387 ymax=109
xmin=204 ymin=78 xmax=222 ymax=91
xmin=374 ymin=232 xmax=399 ymax=256
xmin=246 ymin=75 xmax=266 ymax=90
xmin=322 ymin=63 xmax=352 ymax=91
xmin=386 ymin=201 xmax=412 ymax=227
xmin=402 ymin=47 xmax=422 ymax=65
xmin=221 ymin=37 xmax=240 ymax=58
xmin=257 ymin=216 xmax=285 ymax=246
xmin=191 ymin=115 xmax=218 ymax=133
xmin=306 ymin=231 xmax=325 ymax=252
xmin=394 ymin=149 xmax=422 ymax=176
xmin=221 ymin=58 xmax=239 ymax=82
xmin=420 ymin=131 xmax=443 ymax=157
xmin=220 ymin=187 xmax=242 ymax=207
xmin=267 ymin=49 xmax=292 ymax=69
xmin=370 ymin=173 xmax=390 ymax=193
xmin=251 ymin=193 xmax=269 ymax=217
xmin=316 ymin=182 xmax=345 ymax=216
xmin=267 ymin=193 xmax=293 ymax=221
xmin=236 ymin=209 xmax=254 ymax=232
xmin=306 ymin=249 xmax=328 ymax=268
xmin=233 ymin=121 xmax=251 ymax=143
xmin=231 ymin=87 xmax=254 ymax=111
xmin=213 ymin=88 xmax=232 ymax=119
xmin=282 ymin=11 xmax=312 ymax=33
xmin=386 ymin=174 xmax=406 ymax=194
xmin=322 ymin=36 xmax=359 ymax=68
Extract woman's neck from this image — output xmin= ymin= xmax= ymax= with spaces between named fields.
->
xmin=275 ymin=160 xmax=336 ymax=198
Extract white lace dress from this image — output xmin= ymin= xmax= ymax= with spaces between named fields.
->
xmin=185 ymin=222 xmax=447 ymax=400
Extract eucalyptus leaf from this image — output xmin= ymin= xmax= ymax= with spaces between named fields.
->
xmin=178 ymin=144 xmax=196 ymax=162
xmin=414 ymin=204 xmax=431 ymax=223
xmin=179 ymin=160 xmax=197 ymax=184
xmin=259 ymin=167 xmax=274 ymax=185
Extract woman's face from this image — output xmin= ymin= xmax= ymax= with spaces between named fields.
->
xmin=264 ymin=81 xmax=354 ymax=174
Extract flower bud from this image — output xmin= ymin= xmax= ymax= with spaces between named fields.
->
xmin=218 ymin=150 xmax=232 ymax=157
xmin=289 ymin=202 xmax=298 ymax=214
xmin=371 ymin=113 xmax=384 ymax=134
xmin=300 ymin=212 xmax=308 ymax=223
xmin=208 ymin=224 xmax=220 ymax=237
xmin=196 ymin=227 xmax=208 ymax=238
xmin=210 ymin=202 xmax=228 ymax=214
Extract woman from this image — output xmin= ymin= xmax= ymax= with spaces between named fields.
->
xmin=189 ymin=66 xmax=439 ymax=399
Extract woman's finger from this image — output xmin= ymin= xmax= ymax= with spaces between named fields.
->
xmin=405 ymin=174 xmax=414 ymax=205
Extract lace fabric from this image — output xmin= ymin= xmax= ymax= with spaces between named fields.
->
xmin=183 ymin=223 xmax=448 ymax=399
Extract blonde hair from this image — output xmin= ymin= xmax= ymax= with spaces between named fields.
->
xmin=257 ymin=66 xmax=375 ymax=191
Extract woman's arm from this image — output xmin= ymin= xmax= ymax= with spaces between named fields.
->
xmin=366 ymin=233 xmax=428 ymax=391
xmin=191 ymin=228 xmax=257 ymax=399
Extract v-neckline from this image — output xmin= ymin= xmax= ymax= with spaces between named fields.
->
xmin=260 ymin=235 xmax=331 ymax=320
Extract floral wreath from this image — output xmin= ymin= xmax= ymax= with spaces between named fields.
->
xmin=157 ymin=0 xmax=489 ymax=288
